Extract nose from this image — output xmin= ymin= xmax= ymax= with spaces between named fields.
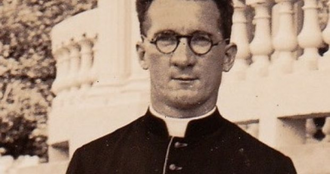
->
xmin=170 ymin=39 xmax=196 ymax=68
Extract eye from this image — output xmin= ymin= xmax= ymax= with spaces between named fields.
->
xmin=191 ymin=34 xmax=212 ymax=47
xmin=155 ymin=34 xmax=177 ymax=47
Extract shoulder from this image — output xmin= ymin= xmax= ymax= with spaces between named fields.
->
xmin=70 ymin=116 xmax=146 ymax=161
xmin=66 ymin=116 xmax=146 ymax=174
xmin=219 ymin=117 xmax=296 ymax=173
xmin=78 ymin=115 xmax=146 ymax=154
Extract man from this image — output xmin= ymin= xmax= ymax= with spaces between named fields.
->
xmin=67 ymin=0 xmax=297 ymax=173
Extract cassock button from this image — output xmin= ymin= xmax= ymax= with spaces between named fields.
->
xmin=169 ymin=164 xmax=183 ymax=171
xmin=174 ymin=142 xmax=188 ymax=148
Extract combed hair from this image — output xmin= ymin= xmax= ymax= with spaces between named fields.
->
xmin=136 ymin=0 xmax=234 ymax=39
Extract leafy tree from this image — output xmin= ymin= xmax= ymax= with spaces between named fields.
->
xmin=0 ymin=0 xmax=97 ymax=161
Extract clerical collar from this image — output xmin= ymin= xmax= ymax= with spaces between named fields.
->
xmin=149 ymin=106 xmax=216 ymax=138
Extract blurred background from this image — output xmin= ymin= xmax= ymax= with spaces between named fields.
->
xmin=0 ymin=0 xmax=96 ymax=172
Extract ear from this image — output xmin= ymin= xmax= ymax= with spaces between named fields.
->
xmin=136 ymin=41 xmax=149 ymax=70
xmin=222 ymin=43 xmax=237 ymax=72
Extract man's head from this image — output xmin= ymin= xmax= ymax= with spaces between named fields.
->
xmin=136 ymin=0 xmax=236 ymax=117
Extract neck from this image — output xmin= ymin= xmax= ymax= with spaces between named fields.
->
xmin=151 ymin=96 xmax=218 ymax=118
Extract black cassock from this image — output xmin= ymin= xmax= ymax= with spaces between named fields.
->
xmin=66 ymin=109 xmax=296 ymax=174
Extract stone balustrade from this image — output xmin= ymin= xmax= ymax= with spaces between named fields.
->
xmin=218 ymin=1 xmax=330 ymax=173
xmin=227 ymin=0 xmax=330 ymax=80
xmin=239 ymin=115 xmax=330 ymax=144
xmin=48 ymin=8 xmax=99 ymax=164
xmin=51 ymin=9 xmax=98 ymax=109
xmin=220 ymin=0 xmax=330 ymax=120
xmin=224 ymin=0 xmax=330 ymax=120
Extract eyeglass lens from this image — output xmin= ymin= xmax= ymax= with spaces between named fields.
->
xmin=155 ymin=33 xmax=213 ymax=55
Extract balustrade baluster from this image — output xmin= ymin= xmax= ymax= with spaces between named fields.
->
xmin=271 ymin=0 xmax=297 ymax=75
xmin=297 ymin=0 xmax=323 ymax=72
xmin=247 ymin=1 xmax=273 ymax=79
xmin=52 ymin=49 xmax=64 ymax=95
xmin=67 ymin=43 xmax=81 ymax=88
xmin=320 ymin=0 xmax=330 ymax=70
xmin=306 ymin=118 xmax=317 ymax=143
xmin=51 ymin=49 xmax=65 ymax=108
xmin=65 ymin=43 xmax=81 ymax=106
xmin=60 ymin=48 xmax=71 ymax=91
xmin=75 ymin=38 xmax=94 ymax=103
xmin=78 ymin=38 xmax=93 ymax=89
xmin=53 ymin=48 xmax=70 ymax=108
xmin=322 ymin=117 xmax=330 ymax=142
xmin=89 ymin=38 xmax=99 ymax=84
xmin=229 ymin=0 xmax=250 ymax=80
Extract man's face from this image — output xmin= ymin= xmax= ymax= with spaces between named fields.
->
xmin=137 ymin=0 xmax=236 ymax=113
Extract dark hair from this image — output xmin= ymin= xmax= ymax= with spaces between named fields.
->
xmin=136 ymin=0 xmax=234 ymax=39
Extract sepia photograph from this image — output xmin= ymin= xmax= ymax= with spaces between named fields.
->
xmin=0 ymin=0 xmax=330 ymax=173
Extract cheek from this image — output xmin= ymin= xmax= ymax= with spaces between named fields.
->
xmin=198 ymin=56 xmax=224 ymax=83
xmin=148 ymin=53 xmax=163 ymax=72
xmin=147 ymin=53 xmax=170 ymax=82
xmin=199 ymin=55 xmax=223 ymax=72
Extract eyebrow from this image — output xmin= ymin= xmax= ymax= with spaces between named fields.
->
xmin=152 ymin=30 xmax=176 ymax=38
xmin=152 ymin=30 xmax=214 ymax=38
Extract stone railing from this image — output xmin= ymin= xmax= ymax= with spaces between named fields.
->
xmin=48 ymin=8 xmax=99 ymax=164
xmin=48 ymin=0 xmax=330 ymax=173
xmin=48 ymin=0 xmax=148 ymax=166
xmin=238 ymin=116 xmax=330 ymax=143
xmin=51 ymin=9 xmax=99 ymax=110
xmin=221 ymin=0 xmax=330 ymax=131
xmin=226 ymin=0 xmax=329 ymax=79
xmin=218 ymin=0 xmax=330 ymax=173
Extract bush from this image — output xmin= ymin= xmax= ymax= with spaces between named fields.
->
xmin=0 ymin=0 xmax=97 ymax=161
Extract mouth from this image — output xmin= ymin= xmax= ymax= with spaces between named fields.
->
xmin=172 ymin=76 xmax=198 ymax=82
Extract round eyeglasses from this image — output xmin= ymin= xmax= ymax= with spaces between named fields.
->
xmin=142 ymin=32 xmax=227 ymax=56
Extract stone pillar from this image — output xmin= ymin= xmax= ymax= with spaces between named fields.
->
xmin=320 ymin=0 xmax=330 ymax=70
xmin=51 ymin=49 xmax=65 ymax=108
xmin=90 ymin=0 xmax=131 ymax=100
xmin=229 ymin=0 xmax=251 ymax=81
xmin=52 ymin=49 xmax=65 ymax=95
xmin=78 ymin=38 xmax=94 ymax=89
xmin=52 ymin=48 xmax=70 ymax=108
xmin=271 ymin=0 xmax=298 ymax=75
xmin=66 ymin=43 xmax=81 ymax=106
xmin=297 ymin=0 xmax=322 ymax=71
xmin=124 ymin=0 xmax=149 ymax=93
xmin=247 ymin=0 xmax=273 ymax=79
xmin=76 ymin=38 xmax=95 ymax=102
xmin=60 ymin=48 xmax=71 ymax=91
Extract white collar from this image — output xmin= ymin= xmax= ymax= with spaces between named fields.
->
xmin=150 ymin=106 xmax=216 ymax=138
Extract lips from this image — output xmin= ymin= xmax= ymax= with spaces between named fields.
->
xmin=172 ymin=76 xmax=198 ymax=81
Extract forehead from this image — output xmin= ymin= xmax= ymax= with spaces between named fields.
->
xmin=145 ymin=0 xmax=221 ymax=37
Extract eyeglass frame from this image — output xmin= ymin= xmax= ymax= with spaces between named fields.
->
xmin=141 ymin=32 xmax=229 ymax=56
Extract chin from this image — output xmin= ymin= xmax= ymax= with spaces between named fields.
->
xmin=167 ymin=90 xmax=207 ymax=109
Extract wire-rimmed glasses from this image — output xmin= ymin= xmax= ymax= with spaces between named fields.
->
xmin=142 ymin=31 xmax=227 ymax=56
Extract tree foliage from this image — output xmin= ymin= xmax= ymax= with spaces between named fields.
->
xmin=0 ymin=0 xmax=97 ymax=161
